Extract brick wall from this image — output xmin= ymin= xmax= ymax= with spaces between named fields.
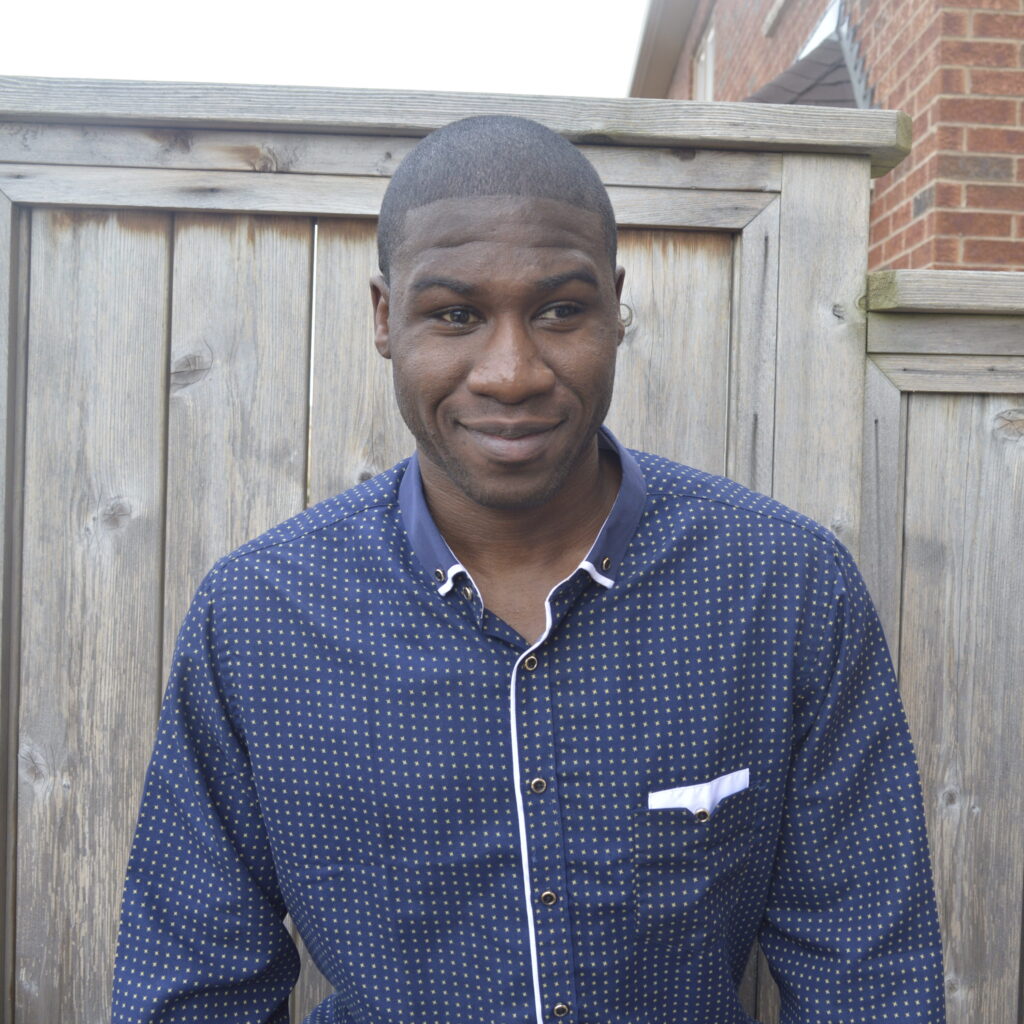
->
xmin=666 ymin=0 xmax=1024 ymax=271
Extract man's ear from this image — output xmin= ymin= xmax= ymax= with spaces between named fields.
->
xmin=614 ymin=266 xmax=627 ymax=344
xmin=370 ymin=275 xmax=392 ymax=359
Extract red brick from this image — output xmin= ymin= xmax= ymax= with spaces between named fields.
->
xmin=934 ymin=210 xmax=1013 ymax=235
xmin=943 ymin=0 xmax=1023 ymax=10
xmin=936 ymin=125 xmax=965 ymax=149
xmin=941 ymin=40 xmax=1018 ymax=66
xmin=933 ymin=236 xmax=962 ymax=262
xmin=966 ymin=183 xmax=1024 ymax=208
xmin=970 ymin=69 xmax=1024 ymax=96
xmin=936 ymin=96 xmax=1016 ymax=123
xmin=937 ymin=67 xmax=968 ymax=94
xmin=941 ymin=9 xmax=969 ymax=34
xmin=963 ymin=238 xmax=1024 ymax=262
xmin=973 ymin=12 xmax=1024 ymax=38
xmin=967 ymin=126 xmax=1024 ymax=153
xmin=1016 ymin=214 xmax=1024 ymax=237
xmin=907 ymin=239 xmax=937 ymax=269
xmin=935 ymin=153 xmax=1014 ymax=181
xmin=934 ymin=182 xmax=964 ymax=207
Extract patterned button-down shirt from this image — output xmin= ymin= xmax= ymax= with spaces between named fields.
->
xmin=111 ymin=429 xmax=945 ymax=1023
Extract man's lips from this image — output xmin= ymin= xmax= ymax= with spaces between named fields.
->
xmin=459 ymin=420 xmax=561 ymax=461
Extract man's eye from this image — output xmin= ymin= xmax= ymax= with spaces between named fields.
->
xmin=436 ymin=308 xmax=479 ymax=325
xmin=537 ymin=303 xmax=582 ymax=321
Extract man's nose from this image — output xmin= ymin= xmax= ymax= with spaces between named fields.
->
xmin=465 ymin=317 xmax=556 ymax=403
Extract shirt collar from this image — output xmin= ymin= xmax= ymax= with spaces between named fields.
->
xmin=398 ymin=426 xmax=647 ymax=594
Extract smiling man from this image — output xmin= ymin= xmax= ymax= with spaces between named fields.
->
xmin=112 ymin=116 xmax=945 ymax=1024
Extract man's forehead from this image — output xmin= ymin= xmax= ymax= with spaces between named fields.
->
xmin=390 ymin=194 xmax=607 ymax=268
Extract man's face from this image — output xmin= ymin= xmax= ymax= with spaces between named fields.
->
xmin=371 ymin=194 xmax=625 ymax=514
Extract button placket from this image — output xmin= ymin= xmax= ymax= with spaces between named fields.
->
xmin=514 ymin=644 xmax=581 ymax=1023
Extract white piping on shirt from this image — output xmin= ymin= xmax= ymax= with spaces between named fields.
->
xmin=509 ymin=564 xmax=614 ymax=1024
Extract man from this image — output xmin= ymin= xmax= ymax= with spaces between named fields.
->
xmin=112 ymin=116 xmax=945 ymax=1023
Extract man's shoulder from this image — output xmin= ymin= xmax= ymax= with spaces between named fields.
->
xmin=631 ymin=446 xmax=837 ymax=549
xmin=206 ymin=459 xmax=409 ymax=581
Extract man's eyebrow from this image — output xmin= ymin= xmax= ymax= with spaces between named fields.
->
xmin=410 ymin=276 xmax=474 ymax=295
xmin=536 ymin=269 xmax=600 ymax=291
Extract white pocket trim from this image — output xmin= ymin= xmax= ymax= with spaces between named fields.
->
xmin=647 ymin=768 xmax=749 ymax=815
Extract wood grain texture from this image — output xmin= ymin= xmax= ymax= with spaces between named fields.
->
xmin=0 ymin=77 xmax=911 ymax=175
xmin=0 ymin=194 xmax=29 ymax=1024
xmin=0 ymin=165 xmax=774 ymax=230
xmin=858 ymin=360 xmax=905 ymax=657
xmin=871 ymin=354 xmax=1024 ymax=393
xmin=15 ymin=208 xmax=171 ymax=1022
xmin=608 ymin=229 xmax=733 ymax=473
xmin=0 ymin=122 xmax=784 ymax=192
xmin=898 ymin=392 xmax=1024 ymax=1024
xmin=727 ymin=197 xmax=780 ymax=495
xmin=867 ymin=270 xmax=1024 ymax=315
xmin=867 ymin=313 xmax=1024 ymax=355
xmin=771 ymin=154 xmax=871 ymax=556
xmin=298 ymin=217 xmax=401 ymax=1019
xmin=306 ymin=218 xmax=413 ymax=505
xmin=161 ymin=213 xmax=313 ymax=680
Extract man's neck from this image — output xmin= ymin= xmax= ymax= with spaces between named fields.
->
xmin=423 ymin=446 xmax=621 ymax=586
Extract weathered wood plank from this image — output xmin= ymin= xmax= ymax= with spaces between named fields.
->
xmin=867 ymin=270 xmax=1024 ymax=315
xmin=771 ymin=154 xmax=871 ymax=556
xmin=162 ymin=213 xmax=313 ymax=680
xmin=299 ymin=217 xmax=400 ymax=1018
xmin=0 ymin=164 xmax=774 ymax=229
xmin=0 ymin=77 xmax=911 ymax=175
xmin=609 ymin=185 xmax=774 ymax=229
xmin=0 ymin=192 xmax=29 ymax=1024
xmin=727 ymin=197 xmax=780 ymax=495
xmin=608 ymin=229 xmax=734 ymax=473
xmin=0 ymin=123 xmax=784 ymax=192
xmin=307 ymin=218 xmax=413 ymax=505
xmin=858 ymin=360 xmax=905 ymax=655
xmin=868 ymin=312 xmax=1024 ymax=355
xmin=15 ymin=208 xmax=171 ymax=1022
xmin=899 ymin=392 xmax=1024 ymax=1024
xmin=871 ymin=354 xmax=1024 ymax=393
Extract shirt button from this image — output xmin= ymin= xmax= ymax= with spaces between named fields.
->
xmin=523 ymin=654 xmax=538 ymax=671
xmin=694 ymin=808 xmax=710 ymax=823
xmin=529 ymin=777 xmax=547 ymax=794
xmin=600 ymin=556 xmax=612 ymax=571
xmin=433 ymin=568 xmax=445 ymax=582
xmin=460 ymin=585 xmax=473 ymax=601
xmin=540 ymin=890 xmax=558 ymax=906
xmin=553 ymin=1003 xmax=570 ymax=1018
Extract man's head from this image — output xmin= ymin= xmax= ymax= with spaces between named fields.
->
xmin=376 ymin=115 xmax=617 ymax=283
xmin=371 ymin=116 xmax=625 ymax=517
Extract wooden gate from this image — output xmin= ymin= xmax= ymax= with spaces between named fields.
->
xmin=0 ymin=76 xmax=1020 ymax=1024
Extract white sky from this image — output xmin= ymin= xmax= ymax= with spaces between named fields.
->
xmin=3 ymin=0 xmax=650 ymax=98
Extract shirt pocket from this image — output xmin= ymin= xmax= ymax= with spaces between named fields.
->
xmin=629 ymin=785 xmax=761 ymax=951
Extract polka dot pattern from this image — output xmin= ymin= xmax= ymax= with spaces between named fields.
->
xmin=112 ymin=429 xmax=945 ymax=1023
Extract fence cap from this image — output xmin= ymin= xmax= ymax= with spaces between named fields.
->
xmin=868 ymin=271 xmax=1024 ymax=315
xmin=0 ymin=76 xmax=911 ymax=177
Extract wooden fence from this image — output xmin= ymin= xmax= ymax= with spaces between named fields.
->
xmin=0 ymin=76 xmax=1021 ymax=1023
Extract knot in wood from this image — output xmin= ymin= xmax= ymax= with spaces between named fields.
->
xmin=101 ymin=498 xmax=132 ymax=529
xmin=992 ymin=408 xmax=1024 ymax=443
xmin=170 ymin=350 xmax=213 ymax=392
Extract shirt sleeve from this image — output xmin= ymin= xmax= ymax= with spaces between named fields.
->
xmin=757 ymin=539 xmax=946 ymax=1023
xmin=111 ymin=571 xmax=300 ymax=1023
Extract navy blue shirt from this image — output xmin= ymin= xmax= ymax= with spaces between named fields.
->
xmin=111 ymin=430 xmax=945 ymax=1023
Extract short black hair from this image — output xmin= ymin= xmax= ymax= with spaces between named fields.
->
xmin=377 ymin=115 xmax=617 ymax=282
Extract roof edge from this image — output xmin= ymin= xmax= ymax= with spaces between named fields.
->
xmin=628 ymin=0 xmax=701 ymax=99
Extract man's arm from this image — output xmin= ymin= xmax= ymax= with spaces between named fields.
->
xmin=758 ymin=540 xmax=946 ymax=1023
xmin=111 ymin=573 xmax=300 ymax=1023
